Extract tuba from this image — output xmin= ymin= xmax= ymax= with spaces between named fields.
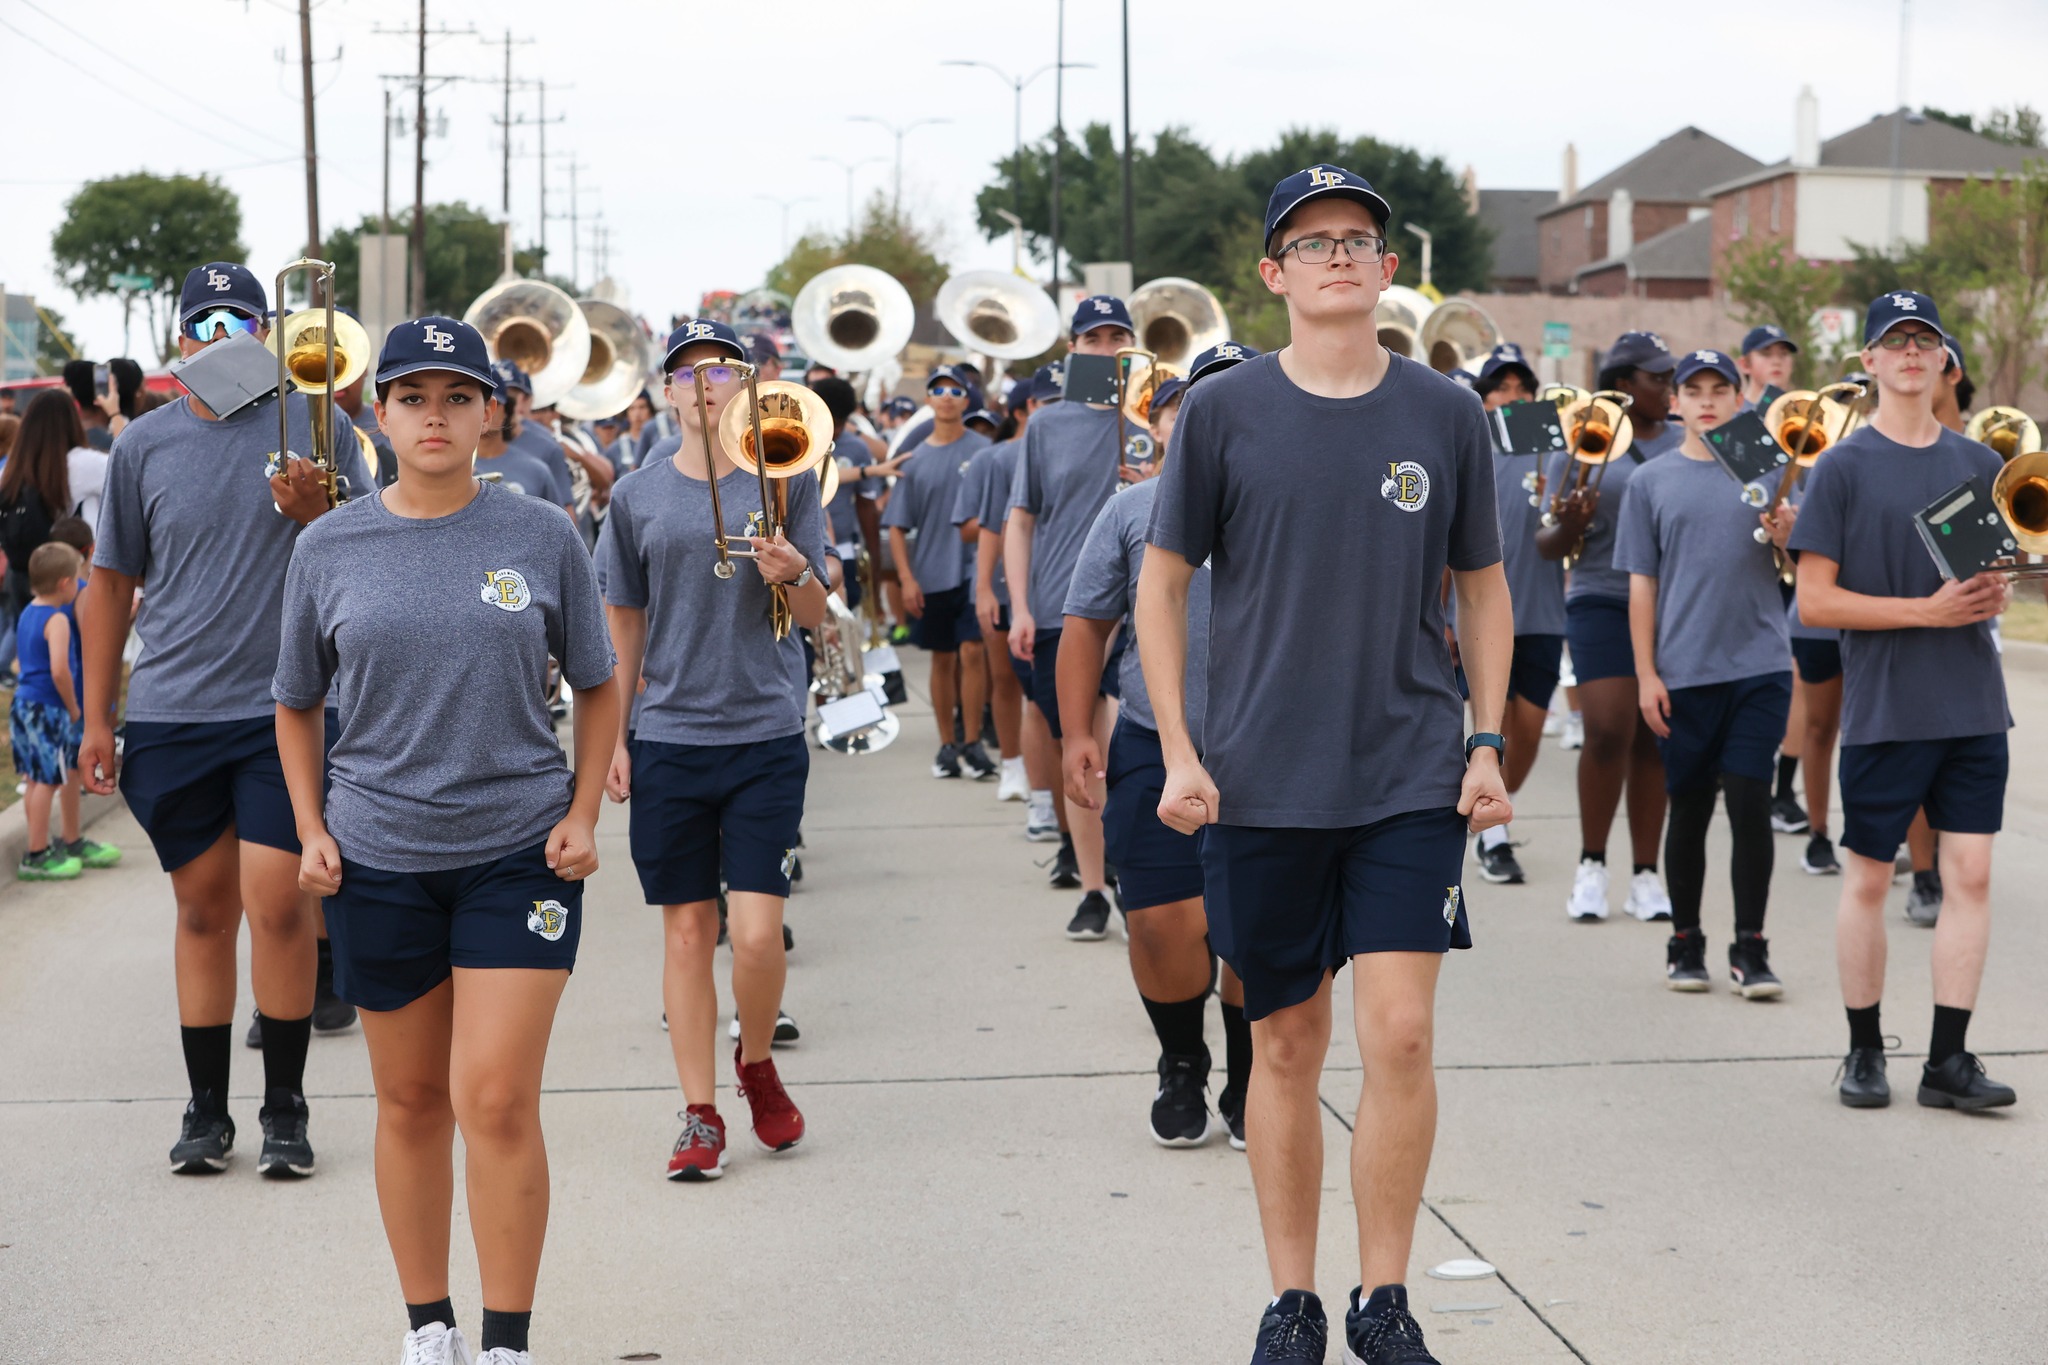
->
xmin=462 ymin=278 xmax=593 ymax=409
xmin=809 ymin=591 xmax=901 ymax=754
xmin=936 ymin=269 xmax=1061 ymax=362
xmin=1128 ymin=277 xmax=1228 ymax=370
xmin=264 ymin=257 xmax=370 ymax=509
xmin=1418 ymin=297 xmax=1502 ymax=375
xmin=556 ymin=299 xmax=652 ymax=421
xmin=1374 ymin=284 xmax=1434 ymax=359
xmin=792 ymin=265 xmax=915 ymax=373
xmin=1966 ymin=406 xmax=2043 ymax=462
xmin=693 ymin=366 xmax=832 ymax=638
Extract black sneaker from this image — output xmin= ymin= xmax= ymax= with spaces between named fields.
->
xmin=1837 ymin=1046 xmax=1890 ymax=1108
xmin=1150 ymin=1052 xmax=1213 ymax=1147
xmin=1344 ymin=1284 xmax=1439 ymax=1364
xmin=931 ymin=743 xmax=962 ymax=778
xmin=1801 ymin=833 xmax=1841 ymax=876
xmin=958 ymin=740 xmax=998 ymax=780
xmin=1664 ymin=929 xmax=1709 ymax=992
xmin=1728 ymin=931 xmax=1784 ymax=1000
xmin=1770 ymin=793 xmax=1810 ymax=834
xmin=312 ymin=941 xmax=357 ymax=1034
xmin=783 ymin=921 xmax=794 ymax=953
xmin=1065 ymin=890 xmax=1111 ymax=940
xmin=169 ymin=1093 xmax=235 ymax=1174
xmin=244 ymin=1007 xmax=263 ymax=1049
xmin=1251 ymin=1290 xmax=1328 ymax=1364
xmin=257 ymin=1089 xmax=315 ymax=1179
xmin=1904 ymin=870 xmax=1942 ymax=927
xmin=1048 ymin=842 xmax=1081 ymax=890
xmin=1473 ymin=835 xmax=1525 ymax=884
xmin=1218 ymin=1081 xmax=1247 ymax=1151
xmin=1917 ymin=1051 xmax=2017 ymax=1111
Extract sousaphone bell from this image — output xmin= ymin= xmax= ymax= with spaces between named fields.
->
xmin=1966 ymin=406 xmax=2043 ymax=462
xmin=1128 ymin=277 xmax=1228 ymax=370
xmin=936 ymin=269 xmax=1061 ymax=361
xmin=556 ymin=299 xmax=653 ymax=421
xmin=792 ymin=265 xmax=915 ymax=373
xmin=463 ymin=277 xmax=592 ymax=409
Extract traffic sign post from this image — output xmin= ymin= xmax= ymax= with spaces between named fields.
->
xmin=110 ymin=273 xmax=155 ymax=292
xmin=1542 ymin=321 xmax=1572 ymax=359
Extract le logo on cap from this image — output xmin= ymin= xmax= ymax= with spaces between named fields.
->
xmin=422 ymin=323 xmax=456 ymax=353
xmin=1693 ymin=349 xmax=1718 ymax=363
xmin=1308 ymin=166 xmax=1346 ymax=188
xmin=1218 ymin=345 xmax=1243 ymax=359
xmin=685 ymin=321 xmax=715 ymax=339
xmin=1890 ymin=293 xmax=1919 ymax=311
xmin=1091 ymin=298 xmax=1114 ymax=315
xmin=206 ymin=268 xmax=232 ymax=292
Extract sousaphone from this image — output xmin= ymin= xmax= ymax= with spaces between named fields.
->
xmin=463 ymin=277 xmax=593 ymax=409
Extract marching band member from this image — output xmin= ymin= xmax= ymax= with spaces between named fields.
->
xmin=1615 ymin=349 xmax=1790 ymax=996
xmin=600 ymin=320 xmax=830 ymax=1180
xmin=1791 ymin=292 xmax=2017 ymax=1112
xmin=1140 ymin=164 xmax=1510 ymax=1365
xmin=81 ymin=262 xmax=372 ymax=1178
xmin=274 ymin=317 xmax=617 ymax=1365
xmin=1737 ymin=324 xmax=1798 ymax=414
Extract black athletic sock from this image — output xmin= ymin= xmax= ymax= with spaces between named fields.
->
xmin=1141 ymin=992 xmax=1209 ymax=1060
xmin=1220 ymin=1002 xmax=1253 ymax=1098
xmin=180 ymin=1023 xmax=232 ymax=1105
xmin=1776 ymin=753 xmax=1799 ymax=801
xmin=1846 ymin=1003 xmax=1883 ymax=1053
xmin=407 ymin=1298 xmax=455 ymax=1333
xmin=1579 ymin=848 xmax=1605 ymax=865
xmin=258 ymin=1012 xmax=313 ymax=1097
xmin=1663 ymin=785 xmax=1715 ymax=934
xmin=1913 ymin=869 xmax=1942 ymax=897
xmin=1721 ymin=775 xmax=1775 ymax=935
xmin=1633 ymin=862 xmax=1658 ymax=877
xmin=481 ymin=1308 xmax=531 ymax=1354
xmin=1929 ymin=1005 xmax=1972 ymax=1066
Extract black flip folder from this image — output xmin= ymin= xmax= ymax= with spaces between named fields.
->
xmin=1913 ymin=477 xmax=2022 ymax=581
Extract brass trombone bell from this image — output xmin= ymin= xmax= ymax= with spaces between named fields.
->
xmin=266 ymin=308 xmax=369 ymax=397
xmin=821 ymin=452 xmax=842 ymax=508
xmin=265 ymin=257 xmax=363 ymax=510
xmin=1765 ymin=382 xmax=1866 ymax=467
xmin=1966 ymin=405 xmax=2043 ymax=463
xmin=1116 ymin=350 xmax=1183 ymax=429
xmin=1993 ymin=450 xmax=2048 ymax=559
xmin=718 ymin=380 xmax=834 ymax=484
xmin=1559 ymin=391 xmax=1636 ymax=465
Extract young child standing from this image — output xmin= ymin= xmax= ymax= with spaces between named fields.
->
xmin=13 ymin=542 xmax=86 ymax=879
xmin=46 ymin=516 xmax=123 ymax=872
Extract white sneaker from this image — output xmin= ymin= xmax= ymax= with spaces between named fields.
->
xmin=996 ymin=757 xmax=1029 ymax=802
xmin=1025 ymin=798 xmax=1060 ymax=842
xmin=473 ymin=1352 xmax=531 ymax=1365
xmin=400 ymin=1324 xmax=474 ymax=1365
xmin=1567 ymin=859 xmax=1610 ymax=921
xmin=1559 ymin=713 xmax=1585 ymax=750
xmin=728 ymin=1011 xmax=800 ymax=1046
xmin=1623 ymin=870 xmax=1673 ymax=922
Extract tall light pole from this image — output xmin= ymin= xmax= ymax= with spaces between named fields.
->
xmin=1119 ymin=0 xmax=1133 ymax=264
xmin=812 ymin=154 xmax=884 ymax=233
xmin=940 ymin=57 xmax=1093 ymax=252
xmin=1052 ymin=0 xmax=1066 ymax=297
xmin=849 ymin=115 xmax=952 ymax=219
xmin=758 ymin=194 xmax=818 ymax=257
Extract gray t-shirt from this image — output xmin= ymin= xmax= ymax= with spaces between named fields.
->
xmin=1546 ymin=421 xmax=1682 ymax=602
xmin=825 ymin=432 xmax=876 ymax=548
xmin=509 ymin=421 xmax=575 ymax=505
xmin=955 ymin=437 xmax=1020 ymax=608
xmin=1063 ymin=478 xmax=1209 ymax=738
xmin=1147 ymin=352 xmax=1502 ymax=828
xmin=1009 ymin=400 xmax=1123 ymax=624
xmin=1784 ymin=473 xmax=1835 ymax=642
xmin=883 ymin=430 xmax=988 ymax=594
xmin=597 ymin=455 xmax=831 ymax=745
xmin=476 ymin=444 xmax=570 ymax=504
xmin=1490 ymin=431 xmax=1566 ymax=636
xmin=94 ymin=392 xmax=374 ymax=723
xmin=1613 ymin=449 xmax=1792 ymax=690
xmin=1787 ymin=424 xmax=2011 ymax=746
xmin=272 ymin=482 xmax=616 ymax=871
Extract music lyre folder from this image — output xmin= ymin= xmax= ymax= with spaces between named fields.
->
xmin=167 ymin=330 xmax=281 ymax=420
xmin=1492 ymin=400 xmax=1566 ymax=457
xmin=1703 ymin=409 xmax=1793 ymax=493
xmin=1913 ymin=477 xmax=2021 ymax=581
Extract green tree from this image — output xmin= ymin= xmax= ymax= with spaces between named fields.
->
xmin=1720 ymin=238 xmax=1842 ymax=388
xmin=49 ymin=171 xmax=245 ymax=360
xmin=321 ymin=203 xmax=548 ymax=317
xmin=1980 ymin=105 xmax=2045 ymax=149
xmin=764 ymin=193 xmax=950 ymax=309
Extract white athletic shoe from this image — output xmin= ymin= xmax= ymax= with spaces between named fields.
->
xmin=1025 ymin=799 xmax=1060 ymax=842
xmin=1567 ymin=859 xmax=1610 ymax=921
xmin=1623 ymin=870 xmax=1673 ymax=922
xmin=1559 ymin=713 xmax=1585 ymax=751
xmin=399 ymin=1323 xmax=474 ymax=1365
xmin=473 ymin=1351 xmax=532 ymax=1365
xmin=996 ymin=757 xmax=1029 ymax=802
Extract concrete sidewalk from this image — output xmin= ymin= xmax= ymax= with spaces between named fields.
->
xmin=3 ymin=650 xmax=2046 ymax=1362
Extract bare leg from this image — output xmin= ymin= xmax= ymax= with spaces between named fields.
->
xmin=1907 ymin=810 xmax=1936 ymax=873
xmin=1573 ymin=676 xmax=1639 ymax=856
xmin=57 ymin=772 xmax=81 ymax=844
xmin=928 ymin=648 xmax=959 ymax=748
xmin=661 ymin=900 xmax=721 ymax=1107
xmin=1247 ymin=978 xmax=1334 ymax=1294
xmin=1802 ymin=677 xmax=1841 ymax=837
xmin=1068 ymin=698 xmax=1117 ymax=892
xmin=1501 ymin=694 xmax=1546 ymax=797
xmin=959 ymin=639 xmax=989 ymax=745
xmin=1931 ymin=833 xmax=1994 ymax=1009
xmin=170 ymin=828 xmax=246 ymax=1026
xmin=359 ymin=980 xmax=456 ymax=1304
xmin=1023 ymin=702 xmax=1062 ymax=824
xmin=1837 ymin=850 xmax=1891 ymax=1009
xmin=241 ymin=841 xmax=317 ymax=1020
xmin=1125 ymin=898 xmax=1211 ymax=1001
xmin=1352 ymin=952 xmax=1443 ymax=1290
xmin=23 ymin=781 xmax=53 ymax=852
xmin=987 ymin=629 xmax=1023 ymax=760
xmin=727 ymin=891 xmax=788 ymax=1066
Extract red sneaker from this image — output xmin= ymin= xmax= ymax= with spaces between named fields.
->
xmin=665 ymin=1105 xmax=725 ymax=1181
xmin=734 ymin=1046 xmax=805 ymax=1152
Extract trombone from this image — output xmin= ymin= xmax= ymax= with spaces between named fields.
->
xmin=1992 ymin=450 xmax=2048 ymax=579
xmin=1966 ymin=406 xmax=2043 ymax=462
xmin=690 ymin=361 xmax=832 ymax=639
xmin=1539 ymin=388 xmax=1635 ymax=569
xmin=264 ymin=257 xmax=370 ymax=509
xmin=1748 ymin=382 xmax=1866 ymax=581
xmin=1114 ymin=346 xmax=1181 ymax=465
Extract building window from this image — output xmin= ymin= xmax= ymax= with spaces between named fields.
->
xmin=1769 ymin=181 xmax=1781 ymax=233
xmin=1733 ymin=196 xmax=1749 ymax=239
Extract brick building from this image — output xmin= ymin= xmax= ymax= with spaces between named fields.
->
xmin=1535 ymin=128 xmax=1761 ymax=294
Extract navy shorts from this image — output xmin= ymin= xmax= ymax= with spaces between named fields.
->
xmin=627 ymin=733 xmax=808 ymax=904
xmin=120 ymin=712 xmax=339 ymax=872
xmin=1658 ymin=672 xmax=1793 ymax=794
xmin=1509 ymin=633 xmax=1565 ymax=710
xmin=1102 ymin=719 xmax=1204 ymax=911
xmin=1564 ymin=595 xmax=1635 ymax=684
xmin=1202 ymin=807 xmax=1472 ymax=1021
xmin=912 ymin=584 xmax=981 ymax=653
xmin=1838 ymin=732 xmax=2008 ymax=862
xmin=1791 ymin=637 xmax=1842 ymax=685
xmin=1029 ymin=626 xmax=1067 ymax=738
xmin=324 ymin=840 xmax=581 ymax=1012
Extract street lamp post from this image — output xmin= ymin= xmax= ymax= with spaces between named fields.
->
xmin=812 ymin=154 xmax=885 ymax=233
xmin=1404 ymin=223 xmax=1434 ymax=291
xmin=849 ymin=115 xmax=952 ymax=219
xmin=758 ymin=195 xmax=818 ymax=257
xmin=940 ymin=56 xmax=1094 ymax=254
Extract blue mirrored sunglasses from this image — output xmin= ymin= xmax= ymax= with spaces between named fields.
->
xmin=184 ymin=308 xmax=260 ymax=342
xmin=928 ymin=384 xmax=967 ymax=398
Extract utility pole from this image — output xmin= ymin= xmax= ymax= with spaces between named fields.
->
xmin=381 ymin=86 xmax=394 ymax=235
xmin=850 ymin=115 xmax=952 ymax=219
xmin=813 ymin=154 xmax=884 ymax=234
xmin=939 ymin=58 xmax=1092 ymax=260
xmin=548 ymin=160 xmax=598 ymax=291
xmin=481 ymin=29 xmax=536 ymax=222
xmin=1119 ymin=0 xmax=1134 ymax=264
xmin=296 ymin=0 xmax=323 ymax=271
xmin=372 ymin=5 xmax=476 ymax=313
xmin=1052 ymin=0 xmax=1066 ymax=297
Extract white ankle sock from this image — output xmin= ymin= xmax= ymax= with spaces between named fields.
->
xmin=1479 ymin=824 xmax=1510 ymax=851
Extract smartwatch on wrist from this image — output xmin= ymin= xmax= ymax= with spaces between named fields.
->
xmin=1465 ymin=732 xmax=1505 ymax=764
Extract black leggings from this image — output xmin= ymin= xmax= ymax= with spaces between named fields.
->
xmin=1664 ymin=775 xmax=1773 ymax=935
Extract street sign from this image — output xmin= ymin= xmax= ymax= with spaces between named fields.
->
xmin=1810 ymin=306 xmax=1858 ymax=350
xmin=110 ymin=273 xmax=154 ymax=291
xmin=1542 ymin=321 xmax=1572 ymax=359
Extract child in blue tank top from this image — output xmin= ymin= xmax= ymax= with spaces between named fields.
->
xmin=12 ymin=542 xmax=84 ymax=879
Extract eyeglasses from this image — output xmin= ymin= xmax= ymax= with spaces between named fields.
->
xmin=928 ymin=384 xmax=967 ymax=398
xmin=1875 ymin=330 xmax=1944 ymax=352
xmin=684 ymin=364 xmax=742 ymax=386
xmin=1277 ymin=233 xmax=1386 ymax=265
xmin=184 ymin=308 xmax=260 ymax=342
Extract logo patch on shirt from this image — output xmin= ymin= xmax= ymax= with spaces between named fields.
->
xmin=528 ymin=899 xmax=570 ymax=942
xmin=1381 ymin=460 xmax=1430 ymax=512
xmin=742 ymin=509 xmax=768 ymax=539
xmin=1442 ymin=886 xmax=1461 ymax=927
xmin=481 ymin=568 xmax=532 ymax=612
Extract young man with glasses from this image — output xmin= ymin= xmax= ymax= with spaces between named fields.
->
xmin=1007 ymin=298 xmax=1141 ymax=939
xmin=886 ymin=365 xmax=996 ymax=779
xmin=600 ymin=320 xmax=830 ymax=1181
xmin=1790 ymin=291 xmax=2017 ymax=1113
xmin=80 ymin=262 xmax=374 ymax=1177
xmin=1140 ymin=166 xmax=1512 ymax=1365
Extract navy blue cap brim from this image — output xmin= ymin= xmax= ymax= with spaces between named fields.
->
xmin=1266 ymin=183 xmax=1393 ymax=241
xmin=376 ymin=360 xmax=501 ymax=395
xmin=1742 ymin=336 xmax=1799 ymax=355
xmin=1073 ymin=318 xmax=1134 ymax=336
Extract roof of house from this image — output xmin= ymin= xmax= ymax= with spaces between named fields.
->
xmin=1542 ymin=127 xmax=1763 ymax=218
xmin=1707 ymin=109 xmax=2037 ymax=194
xmin=1476 ymin=188 xmax=1553 ymax=281
xmin=1575 ymin=215 xmax=1714 ymax=282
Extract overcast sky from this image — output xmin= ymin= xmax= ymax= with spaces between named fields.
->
xmin=5 ymin=0 xmax=2046 ymax=360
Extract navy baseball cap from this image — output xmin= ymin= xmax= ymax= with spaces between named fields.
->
xmin=1739 ymin=324 xmax=1798 ymax=356
xmin=1032 ymin=361 xmax=1066 ymax=401
xmin=1006 ymin=380 xmax=1034 ymax=414
xmin=1863 ymin=290 xmax=1947 ymax=345
xmin=882 ymin=395 xmax=918 ymax=417
xmin=1189 ymin=341 xmax=1259 ymax=382
xmin=926 ymin=364 xmax=974 ymax=392
xmin=179 ymin=261 xmax=266 ymax=326
xmin=1475 ymin=343 xmax=1537 ymax=392
xmin=964 ymin=408 xmax=999 ymax=429
xmin=1672 ymin=347 xmax=1741 ymax=389
xmin=490 ymin=360 xmax=532 ymax=396
xmin=1070 ymin=295 xmax=1134 ymax=337
xmin=1607 ymin=330 xmax=1678 ymax=374
xmin=375 ymin=316 xmax=499 ymax=395
xmin=741 ymin=331 xmax=782 ymax=364
xmin=663 ymin=318 xmax=747 ymax=372
xmin=1264 ymin=164 xmax=1393 ymax=243
xmin=1944 ymin=336 xmax=1968 ymax=375
xmin=1448 ymin=369 xmax=1477 ymax=390
xmin=1147 ymin=375 xmax=1189 ymax=414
